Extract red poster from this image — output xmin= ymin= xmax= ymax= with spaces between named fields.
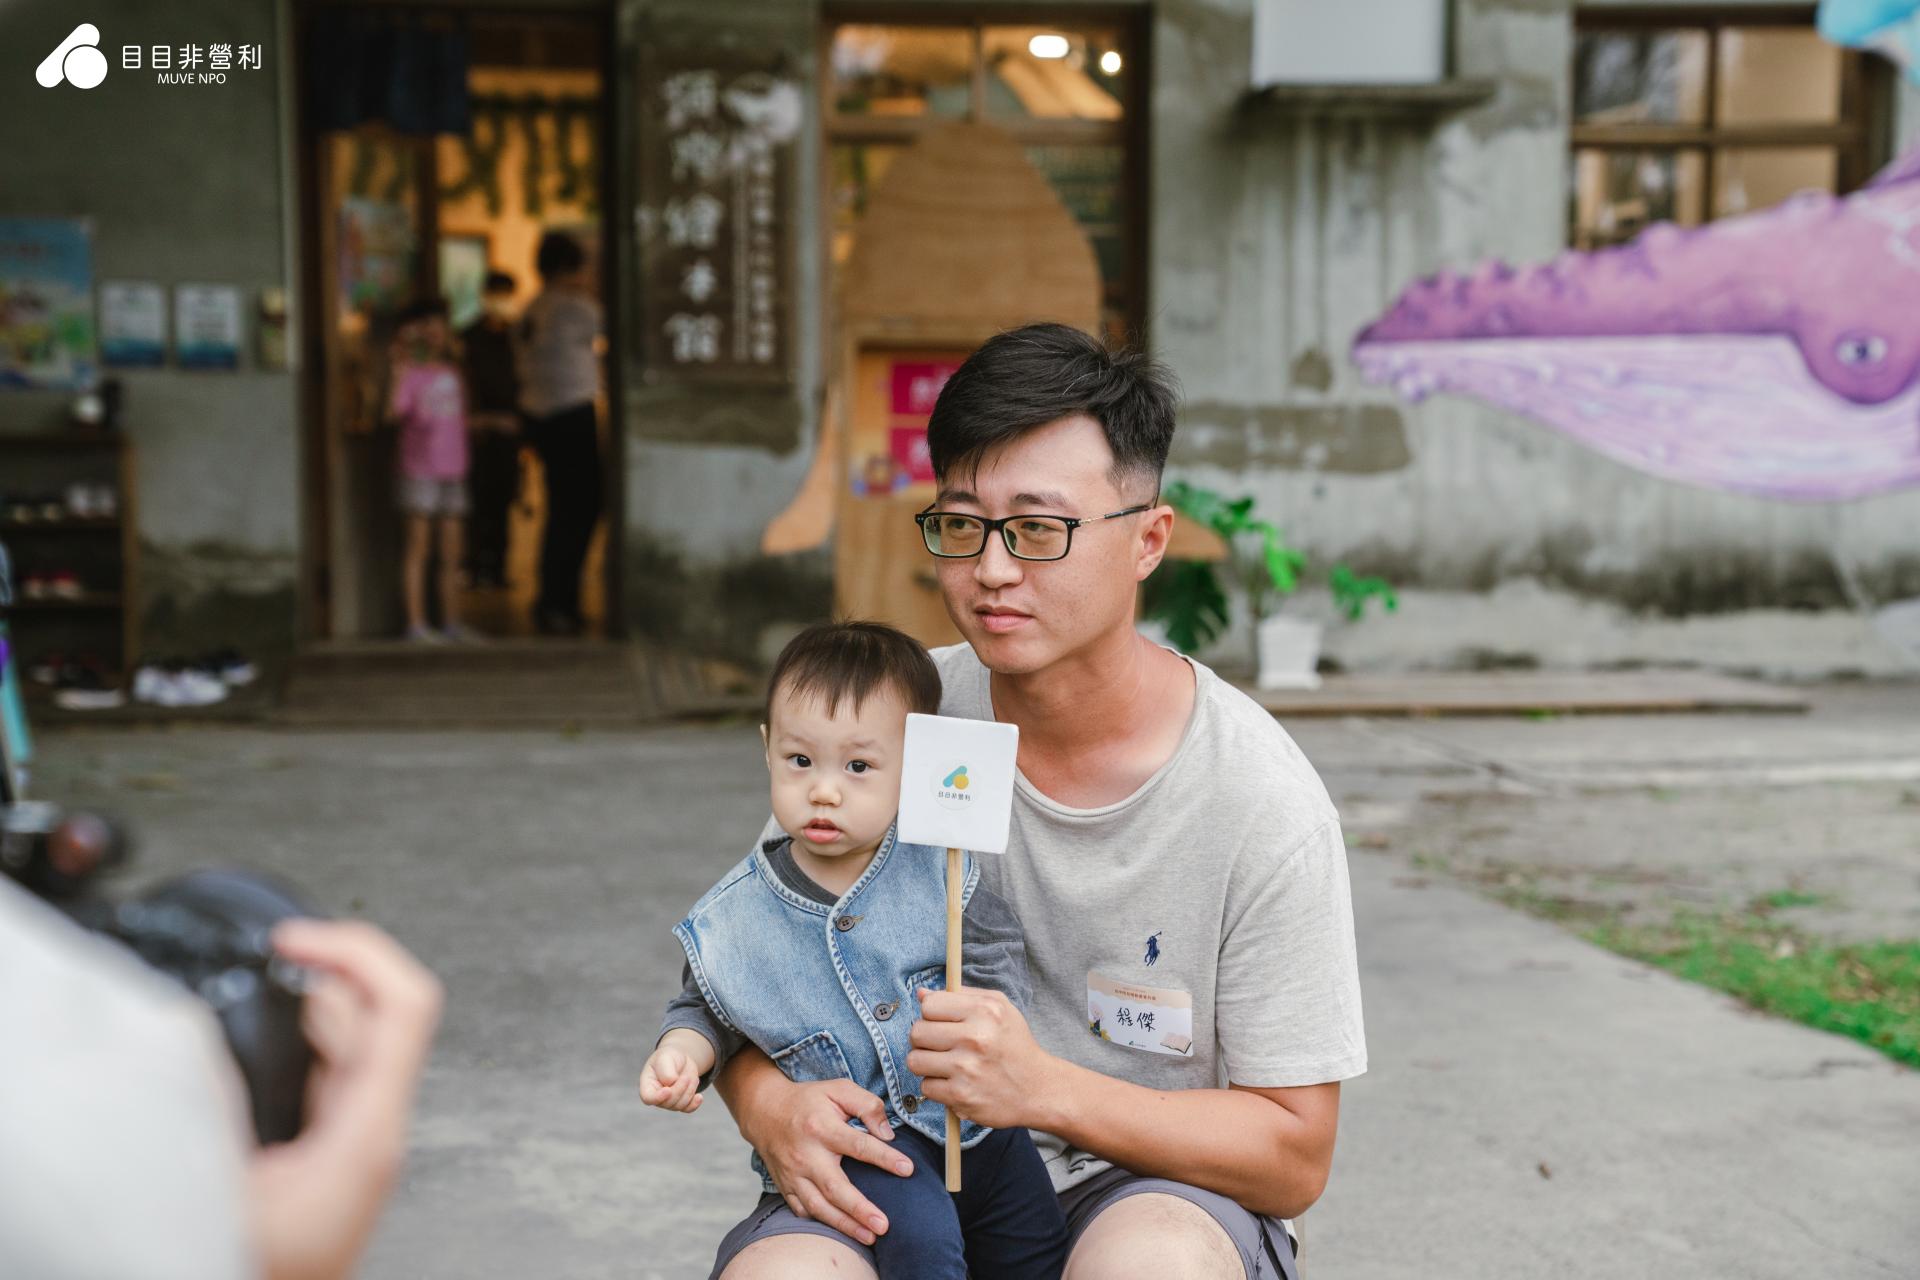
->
xmin=889 ymin=361 xmax=961 ymax=417
xmin=890 ymin=427 xmax=934 ymax=483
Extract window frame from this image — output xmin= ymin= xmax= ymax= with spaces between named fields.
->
xmin=819 ymin=5 xmax=1150 ymax=340
xmin=1571 ymin=4 xmax=1875 ymax=232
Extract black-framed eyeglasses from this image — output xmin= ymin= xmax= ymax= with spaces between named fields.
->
xmin=914 ymin=504 xmax=1154 ymax=562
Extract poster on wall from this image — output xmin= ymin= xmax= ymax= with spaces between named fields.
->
xmin=438 ymin=235 xmax=489 ymax=330
xmin=99 ymin=281 xmax=167 ymax=368
xmin=849 ymin=353 xmax=963 ymax=497
xmin=0 ymin=216 xmax=96 ymax=390
xmin=174 ymin=284 xmax=243 ymax=370
xmin=338 ymin=197 xmax=417 ymax=313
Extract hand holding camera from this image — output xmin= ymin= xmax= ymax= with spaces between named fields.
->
xmin=0 ymin=798 xmax=442 ymax=1280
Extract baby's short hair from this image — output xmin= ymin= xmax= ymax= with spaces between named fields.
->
xmin=765 ymin=621 xmax=941 ymax=728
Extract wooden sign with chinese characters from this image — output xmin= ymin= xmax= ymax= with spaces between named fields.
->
xmin=636 ymin=46 xmax=796 ymax=384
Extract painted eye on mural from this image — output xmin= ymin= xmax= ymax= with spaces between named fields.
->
xmin=1835 ymin=335 xmax=1889 ymax=366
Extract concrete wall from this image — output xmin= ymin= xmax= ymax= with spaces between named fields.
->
xmin=616 ymin=0 xmax=832 ymax=664
xmin=611 ymin=0 xmax=1920 ymax=677
xmin=0 ymin=0 xmax=300 ymax=660
xmin=1151 ymin=0 xmax=1920 ymax=677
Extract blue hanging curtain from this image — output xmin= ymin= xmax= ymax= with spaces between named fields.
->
xmin=307 ymin=8 xmax=471 ymax=136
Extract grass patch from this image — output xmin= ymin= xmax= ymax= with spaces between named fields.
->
xmin=1445 ymin=858 xmax=1915 ymax=1068
xmin=1587 ymin=912 xmax=1920 ymax=1069
xmin=1753 ymin=888 xmax=1829 ymax=911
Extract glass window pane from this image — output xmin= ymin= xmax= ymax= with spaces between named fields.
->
xmin=984 ymin=26 xmax=1125 ymax=121
xmin=1574 ymin=30 xmax=1709 ymax=125
xmin=1569 ymin=148 xmax=1706 ymax=249
xmin=1716 ymin=28 xmax=1842 ymax=126
xmin=1025 ymin=145 xmax=1128 ymax=336
xmin=830 ymin=143 xmax=903 ymax=267
xmin=830 ymin=25 xmax=972 ymax=119
xmin=1713 ymin=147 xmax=1838 ymax=217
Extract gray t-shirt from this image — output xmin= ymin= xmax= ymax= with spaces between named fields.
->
xmin=515 ymin=289 xmax=601 ymax=417
xmin=932 ymin=643 xmax=1367 ymax=1191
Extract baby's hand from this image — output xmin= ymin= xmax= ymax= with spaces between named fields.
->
xmin=639 ymin=1046 xmax=704 ymax=1113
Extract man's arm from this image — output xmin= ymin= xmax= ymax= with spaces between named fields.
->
xmin=913 ymin=814 xmax=1364 ymax=1220
xmin=711 ymin=1047 xmax=913 ymax=1247
xmin=907 ymin=987 xmax=1339 ymax=1219
xmin=1033 ymin=1059 xmax=1338 ymax=1219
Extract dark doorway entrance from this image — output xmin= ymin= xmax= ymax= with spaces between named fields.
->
xmin=294 ymin=3 xmax=621 ymax=644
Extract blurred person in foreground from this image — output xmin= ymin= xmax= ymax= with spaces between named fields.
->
xmin=0 ymin=881 xmax=442 ymax=1280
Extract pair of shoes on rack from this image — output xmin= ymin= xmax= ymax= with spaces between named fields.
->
xmin=132 ymin=659 xmax=229 ymax=708
xmin=2 ymin=494 xmax=70 ymax=524
xmin=50 ymin=661 xmax=125 ymax=711
xmin=200 ymin=647 xmax=257 ymax=686
xmin=63 ymin=483 xmax=118 ymax=519
xmin=20 ymin=570 xmax=86 ymax=600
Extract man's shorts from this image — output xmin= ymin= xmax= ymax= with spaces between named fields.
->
xmin=707 ymin=1165 xmax=1301 ymax=1280
xmin=398 ymin=476 xmax=469 ymax=518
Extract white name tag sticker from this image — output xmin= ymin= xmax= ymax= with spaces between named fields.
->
xmin=897 ymin=713 xmax=1020 ymax=854
xmin=1087 ymin=971 xmax=1195 ymax=1057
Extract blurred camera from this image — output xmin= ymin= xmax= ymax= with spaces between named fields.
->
xmin=0 ymin=799 xmax=316 ymax=1144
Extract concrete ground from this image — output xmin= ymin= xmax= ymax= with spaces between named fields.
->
xmin=24 ymin=681 xmax=1920 ymax=1279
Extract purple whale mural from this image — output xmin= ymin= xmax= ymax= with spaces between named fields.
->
xmin=1352 ymin=146 xmax=1920 ymax=502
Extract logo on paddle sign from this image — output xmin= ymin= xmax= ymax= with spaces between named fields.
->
xmin=898 ymin=715 xmax=1018 ymax=854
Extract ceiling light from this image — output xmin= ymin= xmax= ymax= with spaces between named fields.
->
xmin=1099 ymin=50 xmax=1123 ymax=75
xmin=1028 ymin=33 xmax=1070 ymax=59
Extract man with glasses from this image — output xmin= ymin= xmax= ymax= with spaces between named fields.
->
xmin=703 ymin=323 xmax=1366 ymax=1280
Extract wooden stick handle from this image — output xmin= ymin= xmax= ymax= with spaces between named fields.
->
xmin=945 ymin=846 xmax=963 ymax=1192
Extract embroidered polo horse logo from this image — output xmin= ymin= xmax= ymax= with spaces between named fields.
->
xmin=1143 ymin=932 xmax=1163 ymax=966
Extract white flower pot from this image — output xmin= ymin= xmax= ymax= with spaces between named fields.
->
xmin=1256 ymin=616 xmax=1323 ymax=691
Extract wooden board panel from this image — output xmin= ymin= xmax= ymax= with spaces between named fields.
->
xmin=833 ymin=488 xmax=959 ymax=648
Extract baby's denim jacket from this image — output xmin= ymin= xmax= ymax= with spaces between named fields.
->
xmin=675 ymin=823 xmax=989 ymax=1189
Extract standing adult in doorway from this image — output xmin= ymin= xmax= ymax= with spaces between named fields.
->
xmin=517 ymin=231 xmax=604 ymax=636
xmin=460 ymin=270 xmax=523 ymax=593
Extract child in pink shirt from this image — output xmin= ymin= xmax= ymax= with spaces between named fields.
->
xmin=386 ymin=298 xmax=474 ymax=643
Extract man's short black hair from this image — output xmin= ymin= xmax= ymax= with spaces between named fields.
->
xmin=765 ymin=621 xmax=941 ymax=729
xmin=483 ymin=270 xmax=516 ymax=294
xmin=925 ymin=323 xmax=1180 ymax=495
xmin=536 ymin=231 xmax=587 ymax=281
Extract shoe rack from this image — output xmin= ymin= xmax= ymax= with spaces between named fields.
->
xmin=0 ymin=433 xmax=140 ymax=690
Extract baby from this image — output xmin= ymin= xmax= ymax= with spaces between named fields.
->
xmin=640 ymin=621 xmax=1067 ymax=1279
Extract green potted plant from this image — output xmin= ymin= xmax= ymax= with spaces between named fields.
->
xmin=1144 ymin=480 xmax=1398 ymax=689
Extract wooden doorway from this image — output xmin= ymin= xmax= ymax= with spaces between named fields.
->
xmin=294 ymin=3 xmax=622 ymax=644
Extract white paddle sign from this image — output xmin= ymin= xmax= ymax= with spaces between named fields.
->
xmin=897 ymin=712 xmax=1019 ymax=1190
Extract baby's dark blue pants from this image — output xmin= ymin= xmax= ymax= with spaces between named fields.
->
xmin=843 ymin=1124 xmax=1068 ymax=1280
